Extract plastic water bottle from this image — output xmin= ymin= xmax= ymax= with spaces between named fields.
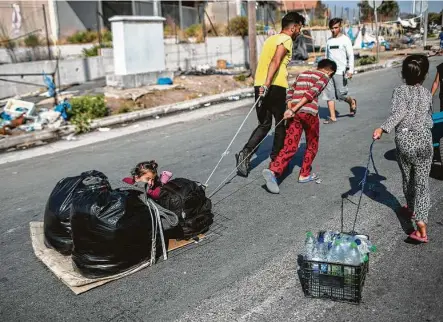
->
xmin=344 ymin=242 xmax=361 ymax=265
xmin=313 ymin=236 xmax=329 ymax=273
xmin=327 ymin=240 xmax=344 ymax=275
xmin=304 ymin=231 xmax=316 ymax=260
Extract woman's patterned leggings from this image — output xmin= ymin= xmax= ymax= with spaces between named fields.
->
xmin=395 ymin=129 xmax=433 ymax=223
xmin=270 ymin=113 xmax=319 ymax=177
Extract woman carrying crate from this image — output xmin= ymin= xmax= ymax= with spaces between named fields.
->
xmin=373 ymin=55 xmax=433 ymax=243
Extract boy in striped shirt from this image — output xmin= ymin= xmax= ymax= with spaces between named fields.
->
xmin=262 ymin=59 xmax=337 ymax=194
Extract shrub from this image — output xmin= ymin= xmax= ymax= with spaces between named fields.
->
xmin=82 ymin=43 xmax=112 ymax=57
xmin=82 ymin=45 xmax=99 ymax=57
xmin=228 ymin=16 xmax=248 ymax=37
xmin=67 ymin=30 xmax=98 ymax=44
xmin=102 ymin=29 xmax=112 ymax=42
xmin=24 ymin=34 xmax=41 ymax=47
xmin=185 ymin=24 xmax=202 ymax=37
xmin=0 ymin=36 xmax=16 ymax=49
xmin=355 ymin=55 xmax=378 ymax=66
xmin=69 ymin=95 xmax=108 ymax=133
xmin=234 ymin=74 xmax=247 ymax=82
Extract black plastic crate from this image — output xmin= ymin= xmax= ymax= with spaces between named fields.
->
xmin=300 ymin=258 xmax=369 ymax=304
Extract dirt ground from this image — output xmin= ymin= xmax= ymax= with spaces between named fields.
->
xmin=106 ymin=74 xmax=254 ymax=114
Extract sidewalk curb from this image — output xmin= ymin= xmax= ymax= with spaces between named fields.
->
xmin=0 ymin=87 xmax=254 ymax=152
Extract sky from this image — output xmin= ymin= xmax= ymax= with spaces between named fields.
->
xmin=322 ymin=1 xmax=443 ymax=14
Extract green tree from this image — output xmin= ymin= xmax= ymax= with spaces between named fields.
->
xmin=358 ymin=1 xmax=399 ymax=22
xmin=428 ymin=12 xmax=442 ymax=25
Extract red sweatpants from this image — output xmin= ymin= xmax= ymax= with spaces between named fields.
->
xmin=269 ymin=112 xmax=319 ymax=177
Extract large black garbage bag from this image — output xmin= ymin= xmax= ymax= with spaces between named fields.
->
xmin=43 ymin=170 xmax=110 ymax=255
xmin=71 ymin=188 xmax=154 ymax=278
xmin=157 ymin=178 xmax=214 ymax=240
xmin=292 ymin=34 xmax=310 ymax=61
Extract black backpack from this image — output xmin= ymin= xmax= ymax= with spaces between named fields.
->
xmin=158 ymin=178 xmax=213 ymax=239
xmin=158 ymin=178 xmax=211 ymax=219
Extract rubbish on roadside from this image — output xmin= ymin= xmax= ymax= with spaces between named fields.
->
xmin=98 ymin=127 xmax=111 ymax=132
xmin=155 ymin=115 xmax=160 ymax=119
xmin=54 ymin=99 xmax=72 ymax=121
xmin=299 ymin=230 xmax=375 ymax=303
xmin=204 ymin=103 xmax=211 ymax=107
xmin=157 ymin=77 xmax=173 ymax=85
xmin=228 ymin=95 xmax=240 ymax=101
xmin=3 ymin=99 xmax=36 ymax=118
xmin=38 ymin=110 xmax=61 ymax=124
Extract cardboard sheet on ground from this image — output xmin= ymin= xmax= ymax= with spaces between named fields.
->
xmin=30 ymin=221 xmax=204 ymax=295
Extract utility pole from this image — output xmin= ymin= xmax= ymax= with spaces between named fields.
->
xmin=248 ymin=1 xmax=257 ymax=75
xmin=423 ymin=9 xmax=428 ymax=48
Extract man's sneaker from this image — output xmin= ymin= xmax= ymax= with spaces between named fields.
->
xmin=236 ymin=149 xmax=250 ymax=177
xmin=262 ymin=169 xmax=279 ymax=194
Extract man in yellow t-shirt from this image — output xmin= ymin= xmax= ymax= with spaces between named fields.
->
xmin=236 ymin=12 xmax=305 ymax=177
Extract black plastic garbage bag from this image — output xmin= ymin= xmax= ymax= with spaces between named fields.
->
xmin=71 ymin=188 xmax=154 ymax=278
xmin=293 ymin=34 xmax=310 ymax=61
xmin=43 ymin=170 xmax=110 ymax=255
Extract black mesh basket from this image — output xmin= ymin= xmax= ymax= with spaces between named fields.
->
xmin=299 ymin=232 xmax=370 ymax=304
xmin=300 ymin=258 xmax=368 ymax=304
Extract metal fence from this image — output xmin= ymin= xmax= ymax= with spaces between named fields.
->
xmin=0 ymin=3 xmax=53 ymax=64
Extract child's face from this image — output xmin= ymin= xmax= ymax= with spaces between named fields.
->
xmin=136 ymin=170 xmax=156 ymax=187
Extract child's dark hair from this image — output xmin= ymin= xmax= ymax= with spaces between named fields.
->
xmin=317 ymin=59 xmax=337 ymax=75
xmin=329 ymin=18 xmax=343 ymax=29
xmin=282 ymin=12 xmax=305 ymax=29
xmin=131 ymin=160 xmax=158 ymax=178
xmin=402 ymin=54 xmax=429 ymax=85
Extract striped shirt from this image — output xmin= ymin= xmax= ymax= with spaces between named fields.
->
xmin=286 ymin=70 xmax=330 ymax=116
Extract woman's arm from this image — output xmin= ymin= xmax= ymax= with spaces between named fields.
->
xmin=431 ymin=72 xmax=440 ymax=96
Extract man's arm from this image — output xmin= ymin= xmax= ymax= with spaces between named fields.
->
xmin=263 ymin=44 xmax=288 ymax=88
xmin=431 ymin=72 xmax=440 ymax=96
xmin=345 ymin=37 xmax=354 ymax=74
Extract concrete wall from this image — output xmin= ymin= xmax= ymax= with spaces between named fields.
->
xmin=0 ymin=56 xmax=107 ymax=99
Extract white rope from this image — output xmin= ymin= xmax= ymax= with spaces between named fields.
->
xmin=203 ymin=96 xmax=262 ymax=187
xmin=208 ymin=118 xmax=286 ymax=199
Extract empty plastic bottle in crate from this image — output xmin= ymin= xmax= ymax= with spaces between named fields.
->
xmin=304 ymin=231 xmax=316 ymax=260
xmin=313 ymin=236 xmax=329 ymax=273
xmin=344 ymin=242 xmax=361 ymax=265
xmin=327 ymin=240 xmax=344 ymax=275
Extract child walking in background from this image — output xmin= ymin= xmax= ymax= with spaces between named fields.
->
xmin=373 ymin=55 xmax=433 ymax=243
xmin=122 ymin=160 xmax=172 ymax=200
xmin=262 ymin=59 xmax=337 ymax=194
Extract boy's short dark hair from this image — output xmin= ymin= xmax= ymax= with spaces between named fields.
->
xmin=317 ymin=59 xmax=337 ymax=75
xmin=329 ymin=18 xmax=343 ymax=29
xmin=282 ymin=12 xmax=305 ymax=29
xmin=402 ymin=54 xmax=429 ymax=85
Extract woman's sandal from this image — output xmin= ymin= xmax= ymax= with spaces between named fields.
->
xmin=349 ymin=99 xmax=357 ymax=116
xmin=408 ymin=230 xmax=428 ymax=243
xmin=323 ymin=117 xmax=337 ymax=124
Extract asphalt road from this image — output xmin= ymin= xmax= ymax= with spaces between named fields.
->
xmin=1 ymin=58 xmax=443 ymax=322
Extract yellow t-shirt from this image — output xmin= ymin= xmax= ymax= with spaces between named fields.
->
xmin=254 ymin=33 xmax=293 ymax=88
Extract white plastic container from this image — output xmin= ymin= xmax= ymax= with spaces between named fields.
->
xmin=3 ymin=99 xmax=36 ymax=118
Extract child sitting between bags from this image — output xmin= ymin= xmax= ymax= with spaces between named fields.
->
xmin=122 ymin=160 xmax=172 ymax=200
